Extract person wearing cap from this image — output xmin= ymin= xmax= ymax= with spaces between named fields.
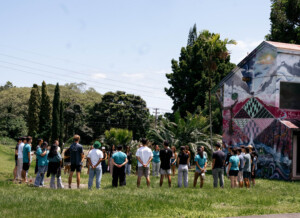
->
xmin=194 ymin=147 xmax=207 ymax=188
xmin=34 ymin=142 xmax=49 ymax=187
xmin=212 ymin=142 xmax=225 ymax=188
xmin=87 ymin=141 xmax=104 ymax=189
xmin=111 ymin=145 xmax=128 ymax=187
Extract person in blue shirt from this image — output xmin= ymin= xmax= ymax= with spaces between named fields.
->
xmin=22 ymin=136 xmax=32 ymax=183
xmin=111 ymin=145 xmax=128 ymax=187
xmin=34 ymin=142 xmax=49 ymax=187
xmin=193 ymin=147 xmax=207 ymax=188
xmin=227 ymin=148 xmax=240 ymax=188
xmin=152 ymin=145 xmax=160 ymax=177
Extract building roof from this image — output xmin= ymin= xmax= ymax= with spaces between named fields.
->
xmin=212 ymin=41 xmax=300 ymax=93
xmin=266 ymin=41 xmax=300 ymax=52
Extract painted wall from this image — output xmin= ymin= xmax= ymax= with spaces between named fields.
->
xmin=222 ymin=43 xmax=300 ymax=180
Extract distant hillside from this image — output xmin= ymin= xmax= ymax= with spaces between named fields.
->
xmin=0 ymin=82 xmax=102 ymax=119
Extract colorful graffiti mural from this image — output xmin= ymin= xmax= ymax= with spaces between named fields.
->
xmin=220 ymin=41 xmax=300 ymax=180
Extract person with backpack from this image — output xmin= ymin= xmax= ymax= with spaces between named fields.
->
xmin=47 ymin=143 xmax=64 ymax=189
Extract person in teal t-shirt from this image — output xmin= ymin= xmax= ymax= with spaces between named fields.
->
xmin=34 ymin=142 xmax=49 ymax=187
xmin=111 ymin=145 xmax=128 ymax=187
xmin=22 ymin=136 xmax=32 ymax=183
xmin=227 ymin=148 xmax=240 ymax=188
xmin=194 ymin=147 xmax=207 ymax=188
xmin=152 ymin=145 xmax=160 ymax=177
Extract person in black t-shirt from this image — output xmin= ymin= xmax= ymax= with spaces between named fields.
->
xmin=177 ymin=146 xmax=190 ymax=188
xmin=212 ymin=143 xmax=225 ymax=188
xmin=13 ymin=138 xmax=22 ymax=181
xmin=159 ymin=141 xmax=173 ymax=187
xmin=68 ymin=135 xmax=84 ymax=189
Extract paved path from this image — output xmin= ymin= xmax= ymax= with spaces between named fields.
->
xmin=231 ymin=214 xmax=300 ymax=218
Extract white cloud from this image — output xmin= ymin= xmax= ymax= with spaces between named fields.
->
xmin=91 ymin=73 xmax=107 ymax=79
xmin=227 ymin=40 xmax=262 ymax=64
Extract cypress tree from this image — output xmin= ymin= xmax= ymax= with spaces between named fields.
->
xmin=59 ymin=101 xmax=64 ymax=148
xmin=39 ymin=81 xmax=52 ymax=142
xmin=51 ymin=83 xmax=60 ymax=143
xmin=28 ymin=84 xmax=41 ymax=150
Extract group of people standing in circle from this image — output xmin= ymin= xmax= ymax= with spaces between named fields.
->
xmin=12 ymin=134 xmax=258 ymax=190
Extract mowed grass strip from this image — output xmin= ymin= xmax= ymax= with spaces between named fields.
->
xmin=0 ymin=145 xmax=300 ymax=218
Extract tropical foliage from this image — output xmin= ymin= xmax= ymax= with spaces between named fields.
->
xmin=147 ymin=110 xmax=221 ymax=158
xmin=104 ymin=128 xmax=133 ymax=147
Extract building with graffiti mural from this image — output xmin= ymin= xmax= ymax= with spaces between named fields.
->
xmin=214 ymin=41 xmax=300 ymax=180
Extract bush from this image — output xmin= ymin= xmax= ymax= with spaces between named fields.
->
xmin=0 ymin=137 xmax=16 ymax=146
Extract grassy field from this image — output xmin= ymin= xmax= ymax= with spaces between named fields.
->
xmin=0 ymin=145 xmax=300 ymax=217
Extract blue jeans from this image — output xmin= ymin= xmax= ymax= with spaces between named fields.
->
xmin=125 ymin=163 xmax=131 ymax=175
xmin=88 ymin=167 xmax=102 ymax=189
xmin=34 ymin=165 xmax=47 ymax=187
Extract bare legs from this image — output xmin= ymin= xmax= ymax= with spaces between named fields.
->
xmin=194 ymin=172 xmax=204 ymax=188
xmin=68 ymin=171 xmax=81 ymax=188
xmin=160 ymin=174 xmax=171 ymax=187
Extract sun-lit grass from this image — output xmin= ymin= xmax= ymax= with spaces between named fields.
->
xmin=0 ymin=144 xmax=300 ymax=217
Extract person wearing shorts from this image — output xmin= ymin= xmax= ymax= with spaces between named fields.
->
xmin=237 ymin=148 xmax=244 ymax=188
xmin=63 ymin=148 xmax=71 ymax=174
xmin=194 ymin=147 xmax=207 ymax=188
xmin=68 ymin=135 xmax=84 ymax=189
xmin=22 ymin=136 xmax=32 ymax=183
xmin=243 ymin=147 xmax=252 ymax=188
xmin=170 ymin=146 xmax=177 ymax=176
xmin=159 ymin=141 xmax=173 ymax=187
xmin=136 ymin=138 xmax=153 ymax=187
xmin=227 ymin=148 xmax=240 ymax=188
xmin=251 ymin=151 xmax=258 ymax=187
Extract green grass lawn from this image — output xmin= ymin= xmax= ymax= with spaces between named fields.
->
xmin=0 ymin=144 xmax=300 ymax=218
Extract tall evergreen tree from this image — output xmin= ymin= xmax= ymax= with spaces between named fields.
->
xmin=59 ymin=101 xmax=64 ymax=147
xmin=28 ymin=84 xmax=40 ymax=149
xmin=165 ymin=27 xmax=235 ymax=117
xmin=187 ymin=24 xmax=197 ymax=46
xmin=51 ymin=83 xmax=60 ymax=142
xmin=266 ymin=0 xmax=300 ymax=44
xmin=39 ymin=81 xmax=52 ymax=142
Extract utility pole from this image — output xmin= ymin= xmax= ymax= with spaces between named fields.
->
xmin=153 ymin=108 xmax=160 ymax=128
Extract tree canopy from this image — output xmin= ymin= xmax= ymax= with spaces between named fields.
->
xmin=165 ymin=27 xmax=235 ymax=117
xmin=266 ymin=0 xmax=300 ymax=44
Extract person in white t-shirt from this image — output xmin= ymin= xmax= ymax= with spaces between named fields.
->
xmin=17 ymin=137 xmax=26 ymax=181
xmin=87 ymin=141 xmax=104 ymax=189
xmin=136 ymin=138 xmax=153 ymax=187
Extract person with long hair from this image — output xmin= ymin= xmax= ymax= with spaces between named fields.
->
xmin=125 ymin=146 xmax=132 ymax=175
xmin=34 ymin=142 xmax=49 ymax=187
xmin=13 ymin=138 xmax=21 ymax=181
xmin=170 ymin=146 xmax=177 ymax=176
xmin=47 ymin=144 xmax=64 ymax=189
xmin=108 ymin=145 xmax=116 ymax=176
xmin=177 ymin=146 xmax=190 ymax=188
xmin=251 ymin=151 xmax=258 ymax=187
xmin=152 ymin=144 xmax=160 ymax=177
xmin=227 ymin=148 xmax=240 ymax=188
xmin=101 ymin=147 xmax=108 ymax=174
xmin=194 ymin=147 xmax=207 ymax=188
xmin=63 ymin=147 xmax=71 ymax=174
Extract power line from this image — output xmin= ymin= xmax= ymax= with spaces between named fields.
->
xmin=0 ymin=52 xmax=164 ymax=90
xmin=0 ymin=59 xmax=159 ymax=94
xmin=0 ymin=64 xmax=170 ymax=101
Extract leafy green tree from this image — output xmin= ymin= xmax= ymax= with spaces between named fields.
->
xmin=89 ymin=91 xmax=150 ymax=140
xmin=266 ymin=0 xmax=300 ymax=44
xmin=28 ymin=84 xmax=41 ymax=149
xmin=39 ymin=81 xmax=52 ymax=142
xmin=147 ymin=110 xmax=221 ymax=159
xmin=51 ymin=83 xmax=60 ymax=142
xmin=165 ymin=27 xmax=235 ymax=117
xmin=0 ymin=113 xmax=27 ymax=139
xmin=104 ymin=128 xmax=133 ymax=147
xmin=0 ymin=81 xmax=14 ymax=91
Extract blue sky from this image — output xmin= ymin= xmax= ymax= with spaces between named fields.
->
xmin=0 ymin=0 xmax=271 ymax=113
